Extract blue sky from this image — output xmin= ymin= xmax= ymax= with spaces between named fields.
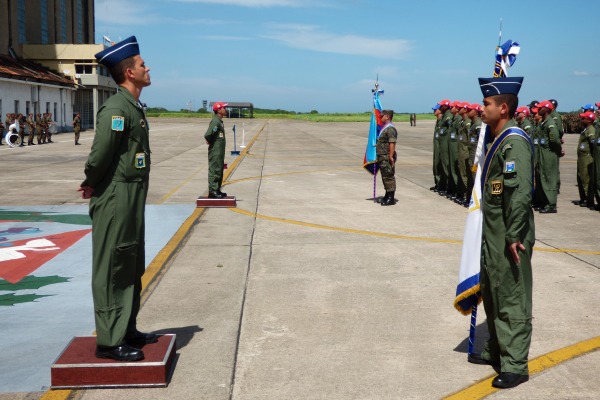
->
xmin=96 ymin=0 xmax=599 ymax=113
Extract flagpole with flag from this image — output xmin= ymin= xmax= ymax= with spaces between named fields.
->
xmin=364 ymin=77 xmax=384 ymax=202
xmin=454 ymin=26 xmax=521 ymax=355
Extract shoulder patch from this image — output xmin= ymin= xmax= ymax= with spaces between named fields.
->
xmin=504 ymin=161 xmax=516 ymax=173
xmin=501 ymin=143 xmax=512 ymax=153
xmin=213 ymin=126 xmax=218 ymax=132
xmin=111 ymin=116 xmax=124 ymax=131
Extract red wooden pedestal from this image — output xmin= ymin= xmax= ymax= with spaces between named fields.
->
xmin=50 ymin=334 xmax=176 ymax=389
xmin=196 ymin=196 xmax=237 ymax=208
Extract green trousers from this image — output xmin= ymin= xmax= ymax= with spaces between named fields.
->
xmin=90 ymin=180 xmax=148 ymax=347
xmin=208 ymin=140 xmax=225 ymax=192
xmin=377 ymin=156 xmax=396 ymax=191
xmin=539 ymin=148 xmax=559 ymax=209
xmin=480 ymin=240 xmax=533 ymax=375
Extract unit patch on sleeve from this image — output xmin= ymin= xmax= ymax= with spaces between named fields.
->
xmin=504 ymin=161 xmax=516 ymax=173
xmin=135 ymin=153 xmax=146 ymax=169
xmin=111 ymin=116 xmax=125 ymax=131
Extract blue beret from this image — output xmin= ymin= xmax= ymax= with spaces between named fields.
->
xmin=478 ymin=77 xmax=523 ymax=98
xmin=95 ymin=36 xmax=140 ymax=68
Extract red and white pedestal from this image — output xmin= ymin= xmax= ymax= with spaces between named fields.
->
xmin=50 ymin=334 xmax=176 ymax=389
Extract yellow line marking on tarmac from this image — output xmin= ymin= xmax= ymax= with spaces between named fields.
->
xmin=228 ymin=207 xmax=600 ymax=256
xmin=443 ymin=336 xmax=600 ymax=399
xmin=223 ymin=167 xmax=361 ymax=186
xmin=39 ymin=121 xmax=267 ymax=400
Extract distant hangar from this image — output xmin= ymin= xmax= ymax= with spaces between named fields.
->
xmin=209 ymin=102 xmax=254 ymax=118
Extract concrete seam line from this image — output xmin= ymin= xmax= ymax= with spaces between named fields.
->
xmin=228 ymin=121 xmax=269 ymax=400
xmin=442 ymin=336 xmax=600 ymax=400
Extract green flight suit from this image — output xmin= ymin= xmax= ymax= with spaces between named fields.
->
xmin=530 ymin=123 xmax=545 ymax=208
xmin=577 ymin=125 xmax=595 ymax=203
xmin=457 ymin=117 xmax=471 ymax=199
xmin=82 ymin=87 xmax=151 ymax=347
xmin=205 ymin=114 xmax=226 ymax=192
xmin=376 ymin=124 xmax=398 ymax=191
xmin=433 ymin=118 xmax=442 ymax=187
xmin=537 ymin=115 xmax=561 ymax=210
xmin=518 ymin=118 xmax=533 ymax=136
xmin=467 ymin=117 xmax=482 ymax=202
xmin=448 ymin=114 xmax=461 ymax=195
xmin=438 ymin=110 xmax=453 ymax=192
xmin=593 ymin=130 xmax=600 ymax=205
xmin=551 ymin=110 xmax=564 ymax=191
xmin=480 ymin=120 xmax=534 ymax=375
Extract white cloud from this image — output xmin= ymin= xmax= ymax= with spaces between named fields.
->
xmin=262 ymin=24 xmax=413 ymax=59
xmin=573 ymin=71 xmax=591 ymax=77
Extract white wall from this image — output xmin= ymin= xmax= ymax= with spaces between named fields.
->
xmin=0 ymin=79 xmax=75 ymax=132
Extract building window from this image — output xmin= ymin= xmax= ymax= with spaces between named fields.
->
xmin=15 ymin=100 xmax=20 ymax=115
xmin=54 ymin=103 xmax=57 ymax=121
xmin=26 ymin=101 xmax=31 ymax=115
xmin=46 ymin=102 xmax=50 ymax=113
xmin=60 ymin=0 xmax=68 ymax=43
xmin=41 ymin=0 xmax=49 ymax=44
xmin=75 ymin=64 xmax=94 ymax=74
xmin=0 ymin=100 xmax=3 ymax=119
xmin=17 ymin=0 xmax=26 ymax=44
xmin=76 ymin=0 xmax=83 ymax=44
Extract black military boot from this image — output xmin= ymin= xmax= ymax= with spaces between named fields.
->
xmin=208 ymin=191 xmax=223 ymax=199
xmin=381 ymin=191 xmax=395 ymax=206
xmin=378 ymin=191 xmax=390 ymax=204
xmin=217 ymin=188 xmax=227 ymax=197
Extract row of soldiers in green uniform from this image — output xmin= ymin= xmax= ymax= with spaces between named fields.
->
xmin=0 ymin=112 xmax=55 ymax=146
xmin=431 ymin=98 xmax=569 ymax=213
xmin=517 ymin=101 xmax=600 ymax=211
xmin=431 ymin=100 xmax=483 ymax=208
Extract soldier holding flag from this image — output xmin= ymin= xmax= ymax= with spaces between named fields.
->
xmin=467 ymin=77 xmax=534 ymax=389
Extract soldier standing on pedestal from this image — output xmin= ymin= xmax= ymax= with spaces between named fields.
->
xmin=205 ymin=102 xmax=229 ymax=198
xmin=79 ymin=36 xmax=157 ymax=362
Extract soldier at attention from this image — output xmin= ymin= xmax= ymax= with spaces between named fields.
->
xmin=78 ymin=36 xmax=157 ymax=362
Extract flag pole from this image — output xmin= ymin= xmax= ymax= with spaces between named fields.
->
xmin=466 ymin=17 xmax=504 ymax=356
xmin=373 ymin=76 xmax=380 ymax=203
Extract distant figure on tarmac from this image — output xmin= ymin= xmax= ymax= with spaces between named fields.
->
xmin=205 ymin=102 xmax=228 ymax=198
xmin=73 ymin=113 xmax=81 ymax=145
xmin=410 ymin=113 xmax=416 ymax=126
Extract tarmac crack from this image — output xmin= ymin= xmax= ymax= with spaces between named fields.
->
xmin=228 ymin=122 xmax=270 ymax=400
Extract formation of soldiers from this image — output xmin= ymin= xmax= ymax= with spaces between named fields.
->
xmin=0 ymin=112 xmax=55 ymax=146
xmin=431 ymin=99 xmax=600 ymax=213
xmin=430 ymin=100 xmax=483 ymax=208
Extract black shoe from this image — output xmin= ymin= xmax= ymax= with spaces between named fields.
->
xmin=208 ymin=191 xmax=224 ymax=199
xmin=492 ymin=372 xmax=529 ymax=389
xmin=380 ymin=191 xmax=395 ymax=206
xmin=95 ymin=344 xmax=144 ymax=361
xmin=217 ymin=189 xmax=227 ymax=197
xmin=579 ymin=201 xmax=588 ymax=207
xmin=125 ymin=330 xmax=159 ymax=345
xmin=539 ymin=207 xmax=557 ymax=214
xmin=48 ymin=140 xmax=53 ymax=143
xmin=467 ymin=353 xmax=500 ymax=367
xmin=438 ymin=190 xmax=446 ymax=196
xmin=75 ymin=142 xmax=81 ymax=145
xmin=429 ymin=186 xmax=437 ymax=192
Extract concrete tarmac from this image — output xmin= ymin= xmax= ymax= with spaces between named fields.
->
xmin=0 ymin=118 xmax=599 ymax=400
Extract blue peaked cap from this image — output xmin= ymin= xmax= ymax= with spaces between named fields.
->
xmin=95 ymin=36 xmax=140 ymax=68
xmin=581 ymin=103 xmax=596 ymax=111
xmin=478 ymin=77 xmax=524 ymax=98
xmin=432 ymin=104 xmax=440 ymax=111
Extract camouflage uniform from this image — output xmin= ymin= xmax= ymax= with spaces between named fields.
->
xmin=577 ymin=124 xmax=595 ymax=204
xmin=376 ymin=124 xmax=398 ymax=191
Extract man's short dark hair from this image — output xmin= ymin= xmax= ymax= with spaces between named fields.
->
xmin=108 ymin=56 xmax=137 ymax=84
xmin=381 ymin=109 xmax=394 ymax=120
xmin=494 ymin=94 xmax=518 ymax=117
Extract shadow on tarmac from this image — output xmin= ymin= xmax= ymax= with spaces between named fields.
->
xmin=153 ymin=325 xmax=204 ymax=351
